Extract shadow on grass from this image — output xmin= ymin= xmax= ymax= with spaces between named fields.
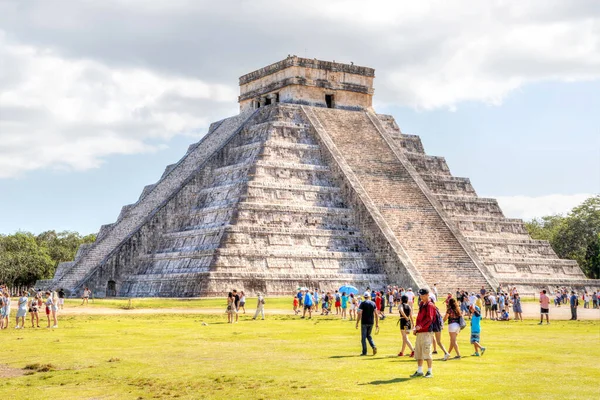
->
xmin=359 ymin=377 xmax=411 ymax=385
xmin=329 ymin=355 xmax=362 ymax=359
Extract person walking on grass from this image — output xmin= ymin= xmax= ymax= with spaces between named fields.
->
xmin=443 ymin=298 xmax=462 ymax=360
xmin=239 ymin=291 xmax=246 ymax=314
xmin=356 ymin=292 xmax=378 ymax=356
xmin=15 ymin=291 xmax=28 ymax=329
xmin=226 ymin=292 xmax=235 ymax=324
xmin=57 ymin=288 xmax=65 ymax=310
xmin=29 ymin=294 xmax=40 ymax=328
xmin=45 ymin=291 xmax=58 ymax=328
xmin=569 ymin=291 xmax=579 ymax=320
xmin=432 ymin=307 xmax=450 ymax=361
xmin=81 ymin=287 xmax=91 ymax=305
xmin=0 ymin=291 xmax=10 ymax=330
xmin=253 ymin=292 xmax=265 ymax=320
xmin=293 ymin=294 xmax=299 ymax=315
xmin=335 ymin=290 xmax=341 ymax=315
xmin=302 ymin=291 xmax=314 ymax=319
xmin=539 ymin=290 xmax=550 ymax=325
xmin=341 ymin=292 xmax=348 ymax=319
xmin=512 ymin=293 xmax=523 ymax=321
xmin=411 ymin=288 xmax=436 ymax=378
xmin=398 ymin=295 xmax=415 ymax=358
xmin=349 ymin=293 xmax=357 ymax=321
xmin=233 ymin=290 xmax=240 ymax=323
xmin=469 ymin=305 xmax=486 ymax=357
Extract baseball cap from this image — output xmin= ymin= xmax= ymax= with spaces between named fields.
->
xmin=418 ymin=288 xmax=429 ymax=295
xmin=363 ymin=292 xmax=371 ymax=298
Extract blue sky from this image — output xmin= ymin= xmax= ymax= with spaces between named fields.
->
xmin=1 ymin=1 xmax=599 ymax=235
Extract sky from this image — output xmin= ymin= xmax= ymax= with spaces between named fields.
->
xmin=0 ymin=0 xmax=599 ymax=235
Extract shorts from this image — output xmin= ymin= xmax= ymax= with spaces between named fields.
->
xmin=341 ymin=304 xmax=347 ymax=309
xmin=239 ymin=302 xmax=245 ymax=307
xmin=335 ymin=301 xmax=341 ymax=307
xmin=59 ymin=299 xmax=65 ymax=305
xmin=485 ymin=305 xmax=491 ymax=311
xmin=470 ymin=333 xmax=480 ymax=344
xmin=414 ymin=332 xmax=433 ymax=360
xmin=45 ymin=307 xmax=50 ymax=315
xmin=304 ymin=305 xmax=312 ymax=311
xmin=17 ymin=309 xmax=27 ymax=318
xmin=448 ymin=322 xmax=461 ymax=333
xmin=540 ymin=308 xmax=549 ymax=314
xmin=491 ymin=304 xmax=498 ymax=311
xmin=322 ymin=303 xmax=328 ymax=309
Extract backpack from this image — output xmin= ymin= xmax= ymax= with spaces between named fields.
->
xmin=428 ymin=304 xmax=444 ymax=332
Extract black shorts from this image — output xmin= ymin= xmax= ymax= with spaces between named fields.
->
xmin=304 ymin=305 xmax=312 ymax=310
xmin=491 ymin=304 xmax=498 ymax=311
xmin=541 ymin=308 xmax=549 ymax=314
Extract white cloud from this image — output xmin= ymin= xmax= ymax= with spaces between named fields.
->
xmin=493 ymin=193 xmax=595 ymax=220
xmin=0 ymin=32 xmax=237 ymax=178
xmin=0 ymin=1 xmax=599 ymax=177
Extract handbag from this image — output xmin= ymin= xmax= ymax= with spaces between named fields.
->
xmin=459 ymin=316 xmax=467 ymax=330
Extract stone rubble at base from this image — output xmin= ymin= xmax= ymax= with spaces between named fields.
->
xmin=36 ymin=57 xmax=599 ymax=298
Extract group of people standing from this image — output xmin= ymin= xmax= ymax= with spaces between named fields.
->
xmin=226 ymin=290 xmax=265 ymax=322
xmin=0 ymin=285 xmax=64 ymax=330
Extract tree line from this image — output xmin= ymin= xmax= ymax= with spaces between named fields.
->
xmin=525 ymin=195 xmax=600 ymax=279
xmin=0 ymin=231 xmax=96 ymax=287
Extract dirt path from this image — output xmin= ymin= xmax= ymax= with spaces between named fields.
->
xmin=55 ymin=303 xmax=600 ymax=320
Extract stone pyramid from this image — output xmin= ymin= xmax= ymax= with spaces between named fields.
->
xmin=38 ymin=56 xmax=596 ymax=297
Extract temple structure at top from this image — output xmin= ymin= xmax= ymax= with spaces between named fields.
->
xmin=239 ymin=56 xmax=375 ymax=112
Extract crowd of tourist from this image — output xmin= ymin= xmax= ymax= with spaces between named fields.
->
xmin=226 ymin=289 xmax=265 ymax=322
xmin=0 ymin=285 xmax=64 ymax=330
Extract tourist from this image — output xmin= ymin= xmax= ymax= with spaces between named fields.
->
xmin=538 ymin=290 xmax=550 ymax=325
xmin=410 ymin=288 xmax=436 ymax=378
xmin=341 ymin=292 xmax=348 ymax=319
xmin=15 ymin=291 xmax=28 ymax=329
xmin=469 ymin=305 xmax=486 ymax=357
xmin=45 ymin=291 xmax=58 ymax=328
xmin=233 ymin=290 xmax=240 ymax=322
xmin=334 ymin=290 xmax=341 ymax=315
xmin=497 ymin=309 xmax=510 ymax=321
xmin=480 ymin=285 xmax=486 ymax=298
xmin=0 ymin=291 xmax=10 ymax=329
xmin=593 ymin=292 xmax=598 ymax=309
xmin=475 ymin=295 xmax=483 ymax=313
xmin=81 ymin=287 xmax=91 ymax=305
xmin=406 ymin=288 xmax=415 ymax=307
xmin=239 ymin=291 xmax=246 ymax=314
xmin=57 ymin=288 xmax=65 ymax=310
xmin=252 ymin=292 xmax=265 ymax=320
xmin=569 ymin=291 xmax=578 ymax=320
xmin=432 ymin=283 xmax=439 ymax=301
xmin=374 ymin=292 xmax=382 ymax=318
xmin=397 ymin=295 xmax=414 ymax=357
xmin=297 ymin=290 xmax=303 ymax=308
xmin=554 ymin=291 xmax=562 ymax=307
xmin=226 ymin=292 xmax=235 ymax=324
xmin=483 ymin=294 xmax=491 ymax=319
xmin=313 ymin=290 xmax=319 ymax=313
xmin=512 ymin=293 xmax=523 ymax=321
xmin=29 ymin=294 xmax=40 ymax=328
xmin=388 ymin=290 xmax=395 ymax=314
xmin=302 ymin=290 xmax=314 ymax=319
xmin=443 ymin=298 xmax=462 ymax=360
xmin=431 ymin=304 xmax=450 ymax=360
xmin=583 ymin=292 xmax=590 ymax=309
xmin=321 ymin=292 xmax=330 ymax=315
xmin=349 ymin=293 xmax=357 ymax=321
xmin=356 ymin=292 xmax=378 ymax=356
xmin=293 ymin=294 xmax=299 ymax=315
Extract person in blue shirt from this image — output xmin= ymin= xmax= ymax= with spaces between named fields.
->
xmin=569 ymin=291 xmax=579 ymax=320
xmin=469 ymin=305 xmax=486 ymax=356
xmin=302 ymin=291 xmax=314 ymax=319
xmin=341 ymin=292 xmax=348 ymax=319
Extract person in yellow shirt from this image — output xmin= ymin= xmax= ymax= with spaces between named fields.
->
xmin=475 ymin=295 xmax=484 ymax=317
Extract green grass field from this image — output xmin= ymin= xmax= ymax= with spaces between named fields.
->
xmin=1 ymin=304 xmax=599 ymax=400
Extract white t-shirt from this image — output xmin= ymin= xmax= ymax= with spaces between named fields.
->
xmin=406 ymin=291 xmax=415 ymax=303
xmin=469 ymin=295 xmax=476 ymax=305
xmin=488 ymin=295 xmax=497 ymax=305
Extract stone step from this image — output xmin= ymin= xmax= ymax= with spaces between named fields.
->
xmin=420 ymin=174 xmax=477 ymax=196
xmin=404 ymin=153 xmax=452 ymax=176
xmin=436 ymin=195 xmax=504 ymax=218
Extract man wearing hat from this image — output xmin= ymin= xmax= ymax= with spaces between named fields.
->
xmin=411 ymin=288 xmax=437 ymax=378
xmin=355 ymin=292 xmax=379 ymax=356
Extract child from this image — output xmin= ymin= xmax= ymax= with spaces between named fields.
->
xmin=340 ymin=292 xmax=348 ymax=319
xmin=497 ymin=309 xmax=510 ymax=321
xmin=293 ymin=295 xmax=299 ymax=315
xmin=469 ymin=305 xmax=486 ymax=356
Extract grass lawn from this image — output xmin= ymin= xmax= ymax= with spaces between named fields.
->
xmin=1 ymin=310 xmax=598 ymax=399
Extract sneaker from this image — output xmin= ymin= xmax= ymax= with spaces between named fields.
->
xmin=52 ymin=325 xmax=58 ymax=329
xmin=547 ymin=322 xmax=550 ymax=325
xmin=373 ymin=347 xmax=377 ymax=356
xmin=424 ymin=371 xmax=433 ymax=378
xmin=432 ymin=350 xmax=438 ymax=354
xmin=453 ymin=355 xmax=462 ymax=359
xmin=409 ymin=351 xmax=414 ymax=358
xmin=359 ymin=353 xmax=367 ymax=356
xmin=481 ymin=347 xmax=486 ymax=356
xmin=538 ymin=322 xmax=543 ymax=325
xmin=410 ymin=371 xmax=424 ymax=378
xmin=398 ymin=352 xmax=404 ymax=357
xmin=443 ymin=353 xmax=450 ymax=361
xmin=472 ymin=353 xmax=480 ymax=357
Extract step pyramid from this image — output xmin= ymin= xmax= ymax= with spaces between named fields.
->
xmin=38 ymin=56 xmax=597 ymax=297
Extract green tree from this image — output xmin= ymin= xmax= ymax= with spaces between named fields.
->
xmin=0 ymin=232 xmax=54 ymax=286
xmin=526 ymin=195 xmax=600 ymax=279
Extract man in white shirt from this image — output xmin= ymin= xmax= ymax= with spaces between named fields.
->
xmin=406 ymin=288 xmax=415 ymax=306
xmin=488 ymin=293 xmax=497 ymax=319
